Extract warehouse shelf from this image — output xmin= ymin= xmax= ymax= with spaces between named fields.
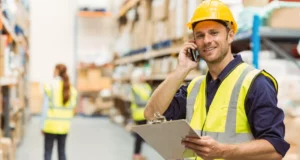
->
xmin=10 ymin=106 xmax=22 ymax=118
xmin=234 ymin=27 xmax=300 ymax=42
xmin=146 ymin=72 xmax=201 ymax=81
xmin=1 ymin=15 xmax=19 ymax=41
xmin=0 ymin=76 xmax=18 ymax=86
xmin=119 ymin=0 xmax=140 ymax=18
xmin=113 ymin=94 xmax=131 ymax=102
xmin=232 ymin=25 xmax=300 ymax=69
xmin=1 ymin=15 xmax=28 ymax=48
xmin=16 ymin=0 xmax=30 ymax=23
xmin=114 ymin=72 xmax=202 ymax=82
xmin=114 ymin=45 xmax=182 ymax=65
xmin=78 ymin=11 xmax=112 ymax=18
xmin=115 ymin=27 xmax=300 ymax=66
xmin=113 ymin=77 xmax=130 ymax=82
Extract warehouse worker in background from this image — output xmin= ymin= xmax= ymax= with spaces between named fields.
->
xmin=144 ymin=0 xmax=290 ymax=159
xmin=41 ymin=64 xmax=77 ymax=160
xmin=130 ymin=68 xmax=152 ymax=160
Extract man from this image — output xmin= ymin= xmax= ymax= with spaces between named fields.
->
xmin=144 ymin=0 xmax=290 ymax=160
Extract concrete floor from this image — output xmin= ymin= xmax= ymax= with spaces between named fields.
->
xmin=16 ymin=116 xmax=163 ymax=160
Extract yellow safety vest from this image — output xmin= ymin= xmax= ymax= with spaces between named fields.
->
xmin=43 ymin=80 xmax=77 ymax=134
xmin=185 ymin=63 xmax=278 ymax=160
xmin=131 ymin=83 xmax=152 ymax=121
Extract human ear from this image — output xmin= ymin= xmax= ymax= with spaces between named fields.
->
xmin=227 ymin=29 xmax=235 ymax=44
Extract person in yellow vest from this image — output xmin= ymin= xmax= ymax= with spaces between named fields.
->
xmin=144 ymin=0 xmax=290 ymax=159
xmin=130 ymin=68 xmax=152 ymax=160
xmin=41 ymin=64 xmax=77 ymax=160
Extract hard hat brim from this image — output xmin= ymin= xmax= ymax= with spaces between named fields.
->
xmin=186 ymin=19 xmax=238 ymax=33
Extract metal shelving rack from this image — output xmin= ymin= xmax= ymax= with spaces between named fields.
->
xmin=232 ymin=15 xmax=300 ymax=69
xmin=0 ymin=0 xmax=30 ymax=140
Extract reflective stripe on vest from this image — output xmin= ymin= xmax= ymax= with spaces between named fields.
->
xmin=132 ymin=83 xmax=152 ymax=107
xmin=187 ymin=63 xmax=255 ymax=142
xmin=131 ymin=83 xmax=152 ymax=121
xmin=43 ymin=81 xmax=76 ymax=134
xmin=185 ymin=63 xmax=278 ymax=160
xmin=46 ymin=84 xmax=74 ymax=120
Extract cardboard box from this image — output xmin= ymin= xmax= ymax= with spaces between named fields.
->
xmin=80 ymin=97 xmax=96 ymax=116
xmin=77 ymin=77 xmax=88 ymax=91
xmin=77 ymin=69 xmax=88 ymax=91
xmin=96 ymin=97 xmax=113 ymax=110
xmin=30 ymin=82 xmax=42 ymax=97
xmin=137 ymin=0 xmax=152 ymax=21
xmin=29 ymin=96 xmax=43 ymax=114
xmin=168 ymin=0 xmax=177 ymax=40
xmin=87 ymin=77 xmax=112 ymax=91
xmin=151 ymin=59 xmax=162 ymax=74
xmin=78 ymin=68 xmax=112 ymax=92
xmin=98 ymin=78 xmax=112 ymax=90
xmin=243 ymin=0 xmax=269 ymax=7
xmin=268 ymin=7 xmax=300 ymax=29
xmin=152 ymin=0 xmax=169 ymax=21
xmin=29 ymin=82 xmax=43 ymax=114
xmin=0 ymin=150 xmax=4 ymax=160
xmin=145 ymin=21 xmax=154 ymax=47
xmin=132 ymin=20 xmax=152 ymax=49
xmin=0 ymin=35 xmax=7 ymax=56
xmin=160 ymin=57 xmax=172 ymax=73
xmin=87 ymin=68 xmax=102 ymax=81
xmin=0 ymin=35 xmax=6 ymax=77
xmin=0 ymin=138 xmax=15 ymax=160
xmin=0 ymin=56 xmax=4 ymax=77
xmin=152 ymin=20 xmax=169 ymax=43
xmin=168 ymin=0 xmax=188 ymax=40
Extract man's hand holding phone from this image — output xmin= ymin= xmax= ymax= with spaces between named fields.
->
xmin=177 ymin=41 xmax=200 ymax=73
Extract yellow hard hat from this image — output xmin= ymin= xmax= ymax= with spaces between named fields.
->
xmin=186 ymin=0 xmax=238 ymax=33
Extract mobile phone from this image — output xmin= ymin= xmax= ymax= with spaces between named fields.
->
xmin=188 ymin=48 xmax=199 ymax=62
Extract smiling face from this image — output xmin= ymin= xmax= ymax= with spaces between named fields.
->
xmin=193 ymin=20 xmax=234 ymax=64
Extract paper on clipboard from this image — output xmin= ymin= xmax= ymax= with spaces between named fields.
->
xmin=132 ymin=119 xmax=200 ymax=160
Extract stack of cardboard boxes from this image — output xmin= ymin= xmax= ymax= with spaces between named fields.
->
xmin=0 ymin=138 xmax=15 ymax=160
xmin=0 ymin=35 xmax=7 ymax=77
xmin=29 ymin=82 xmax=43 ymax=114
xmin=80 ymin=91 xmax=114 ymax=116
xmin=77 ymin=68 xmax=112 ymax=92
xmin=129 ymin=0 xmax=204 ymax=51
xmin=151 ymin=0 xmax=170 ymax=43
xmin=77 ymin=67 xmax=113 ymax=116
xmin=131 ymin=0 xmax=152 ymax=50
xmin=242 ymin=0 xmax=300 ymax=29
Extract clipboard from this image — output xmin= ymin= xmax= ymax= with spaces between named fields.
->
xmin=132 ymin=112 xmax=200 ymax=160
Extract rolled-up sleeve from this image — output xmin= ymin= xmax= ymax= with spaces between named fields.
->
xmin=163 ymin=84 xmax=188 ymax=120
xmin=246 ymin=74 xmax=290 ymax=157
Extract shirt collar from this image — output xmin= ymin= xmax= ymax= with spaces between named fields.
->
xmin=206 ymin=54 xmax=244 ymax=82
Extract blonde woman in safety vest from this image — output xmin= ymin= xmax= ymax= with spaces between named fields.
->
xmin=130 ymin=68 xmax=152 ymax=160
xmin=41 ymin=64 xmax=77 ymax=160
xmin=144 ymin=0 xmax=290 ymax=160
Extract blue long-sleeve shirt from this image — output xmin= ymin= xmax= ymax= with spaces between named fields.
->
xmin=163 ymin=55 xmax=290 ymax=157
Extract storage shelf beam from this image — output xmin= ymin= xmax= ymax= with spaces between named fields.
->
xmin=262 ymin=38 xmax=300 ymax=69
xmin=115 ymin=45 xmax=181 ymax=65
xmin=78 ymin=11 xmax=112 ymax=18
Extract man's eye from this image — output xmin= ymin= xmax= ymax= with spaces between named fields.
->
xmin=211 ymin=32 xmax=218 ymax=35
xmin=196 ymin=35 xmax=204 ymax=39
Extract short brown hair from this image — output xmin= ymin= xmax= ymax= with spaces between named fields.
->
xmin=192 ymin=20 xmax=231 ymax=31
